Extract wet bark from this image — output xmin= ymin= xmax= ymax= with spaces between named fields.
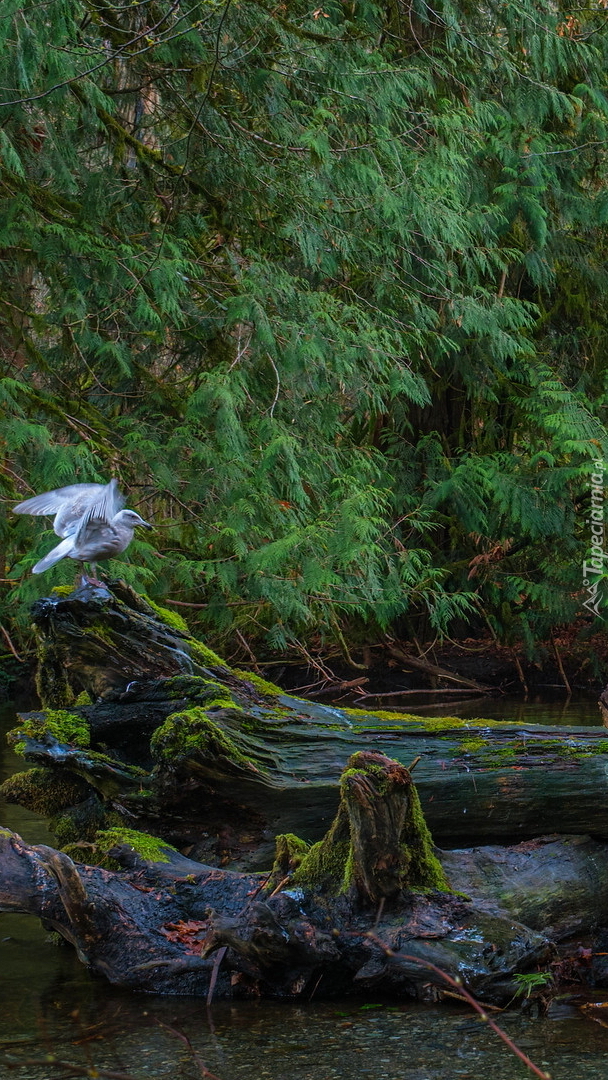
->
xmin=5 ymin=581 xmax=608 ymax=870
xmin=1 ymin=751 xmax=607 ymax=1005
xmin=2 ymin=585 xmax=608 ymax=1003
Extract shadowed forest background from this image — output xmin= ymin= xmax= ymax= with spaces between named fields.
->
xmin=1 ymin=0 xmax=608 ymax=674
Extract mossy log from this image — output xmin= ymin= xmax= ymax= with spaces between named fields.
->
xmin=7 ymin=580 xmax=608 ymax=868
xmin=1 ymin=751 xmax=607 ymax=1005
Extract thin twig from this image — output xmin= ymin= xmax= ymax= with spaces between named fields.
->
xmin=357 ymin=688 xmax=487 ymax=699
xmin=366 ymin=933 xmax=551 ymax=1080
xmin=164 ymin=598 xmax=261 ymax=608
xmin=267 ymin=352 xmax=280 ymax=417
xmin=551 ymin=635 xmax=572 ymax=696
xmin=235 ymin=628 xmax=262 ymax=673
xmin=268 ymin=875 xmax=290 ymax=898
xmin=156 ymin=1022 xmax=224 ymax=1080
xmin=0 ymin=623 xmax=24 ymax=662
xmin=206 ymin=945 xmax=228 ymax=1007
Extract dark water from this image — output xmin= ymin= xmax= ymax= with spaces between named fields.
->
xmin=343 ymin=692 xmax=604 ymax=727
xmin=2 ymin=698 xmax=608 ymax=1080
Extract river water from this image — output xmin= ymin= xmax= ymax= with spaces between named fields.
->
xmin=2 ymin=696 xmax=608 ymax=1080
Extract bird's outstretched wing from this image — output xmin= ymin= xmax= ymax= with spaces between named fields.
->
xmin=74 ymin=479 xmax=124 ymax=540
xmin=14 ymin=480 xmax=125 ymax=538
xmin=13 ymin=483 xmax=109 ymax=517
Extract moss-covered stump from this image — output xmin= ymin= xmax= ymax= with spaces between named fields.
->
xmin=277 ymin=752 xmax=448 ymax=902
xmin=1 ymin=754 xmax=608 ymax=1003
xmin=12 ymin=580 xmax=608 ymax=866
xmin=31 ymin=579 xmax=228 ymax=706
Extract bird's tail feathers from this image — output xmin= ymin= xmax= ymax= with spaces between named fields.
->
xmin=32 ymin=537 xmax=75 ymax=574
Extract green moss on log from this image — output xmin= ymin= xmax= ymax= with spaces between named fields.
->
xmin=35 ymin=642 xmax=77 ymax=708
xmin=403 ymin=781 xmax=449 ymax=891
xmin=291 ymin=816 xmax=352 ymax=895
xmin=8 ymin=709 xmax=91 ymax=754
xmin=50 ymin=795 xmax=107 ymax=847
xmin=87 ymin=827 xmax=178 ymax=869
xmin=455 ymin=737 xmax=490 ymax=755
xmin=233 ymin=669 xmax=284 ymax=697
xmin=188 ymin=640 xmax=230 ymax=670
xmin=0 ymin=768 xmax=90 ymax=815
xmin=150 ymin=706 xmax=253 ymax=768
xmin=342 ymin=707 xmax=502 ymax=731
xmin=268 ymin=832 xmax=312 ymax=889
xmin=62 ymin=826 xmax=178 ymax=869
xmin=142 ymin=597 xmax=192 ymax=635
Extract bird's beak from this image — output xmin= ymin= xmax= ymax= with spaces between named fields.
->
xmin=139 ymin=519 xmax=153 ymax=529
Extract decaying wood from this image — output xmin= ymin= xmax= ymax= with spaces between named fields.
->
xmin=4 ymin=581 xmax=608 ymax=871
xmin=2 ymin=749 xmax=608 ymax=1004
xmin=31 ymin=580 xmax=198 ymax=704
xmin=2 ymin=582 xmax=608 ymax=1004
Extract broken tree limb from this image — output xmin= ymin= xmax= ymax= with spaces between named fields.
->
xmin=385 ymin=642 xmax=489 ymax=691
xmin=9 ymin=682 xmax=608 ymax=867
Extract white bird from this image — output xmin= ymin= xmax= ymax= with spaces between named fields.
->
xmin=13 ymin=478 xmax=152 ymax=582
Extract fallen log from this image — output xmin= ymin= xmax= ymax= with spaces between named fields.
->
xmin=4 ymin=581 xmax=608 ymax=868
xmin=385 ymin=642 xmax=489 ymax=691
xmin=1 ymin=750 xmax=605 ymax=1005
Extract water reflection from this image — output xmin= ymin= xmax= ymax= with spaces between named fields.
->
xmin=351 ymin=693 xmax=603 ymax=727
xmin=2 ymin=977 xmax=608 ymax=1080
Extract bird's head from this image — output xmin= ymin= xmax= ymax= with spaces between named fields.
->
xmin=114 ymin=510 xmax=153 ymax=529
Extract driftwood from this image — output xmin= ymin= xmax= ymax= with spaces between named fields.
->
xmin=1 ymin=749 xmax=608 ymax=1004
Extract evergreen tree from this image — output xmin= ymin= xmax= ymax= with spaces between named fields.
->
xmin=1 ymin=0 xmax=607 ymax=659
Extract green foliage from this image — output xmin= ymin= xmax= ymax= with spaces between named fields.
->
xmin=1 ymin=0 xmax=608 ymax=657
xmin=512 ymin=971 xmax=554 ymax=998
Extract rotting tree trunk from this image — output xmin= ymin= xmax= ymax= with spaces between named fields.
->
xmin=5 ymin=581 xmax=608 ymax=869
xmin=1 ymin=751 xmax=607 ymax=1005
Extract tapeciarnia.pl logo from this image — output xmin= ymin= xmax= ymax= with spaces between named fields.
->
xmin=582 ymin=459 xmax=606 ymax=618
